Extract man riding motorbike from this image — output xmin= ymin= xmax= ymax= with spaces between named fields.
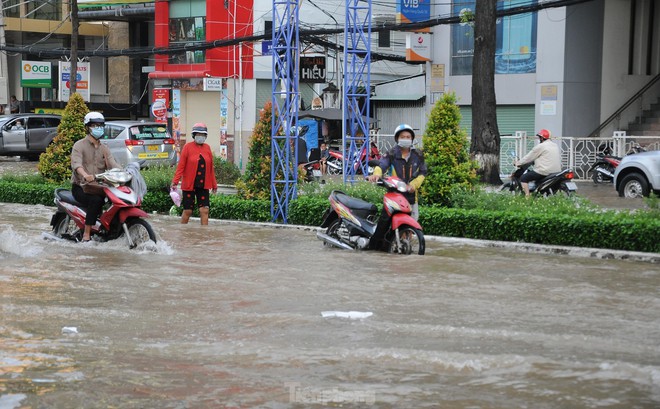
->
xmin=515 ymin=129 xmax=561 ymax=197
xmin=71 ymin=111 xmax=121 ymax=242
xmin=368 ymin=124 xmax=426 ymax=220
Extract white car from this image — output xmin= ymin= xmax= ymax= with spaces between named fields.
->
xmin=101 ymin=121 xmax=178 ymax=168
xmin=613 ymin=150 xmax=660 ymax=198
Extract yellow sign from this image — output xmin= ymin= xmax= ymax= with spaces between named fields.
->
xmin=138 ymin=152 xmax=169 ymax=159
xmin=431 ymin=64 xmax=445 ymax=78
xmin=34 ymin=108 xmax=65 ymax=115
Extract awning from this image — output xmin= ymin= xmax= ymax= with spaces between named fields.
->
xmin=148 ymin=71 xmax=209 ymax=79
xmin=370 ymin=94 xmax=425 ymax=101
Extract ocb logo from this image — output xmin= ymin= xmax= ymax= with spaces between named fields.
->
xmin=23 ymin=63 xmax=50 ymax=73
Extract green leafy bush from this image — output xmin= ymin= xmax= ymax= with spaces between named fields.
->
xmin=421 ymin=92 xmax=479 ymax=206
xmin=235 ymin=102 xmax=273 ymax=200
xmin=37 ymin=93 xmax=89 ymax=184
xmin=214 ymin=157 xmax=242 ymax=185
xmin=298 ymin=179 xmax=384 ymax=204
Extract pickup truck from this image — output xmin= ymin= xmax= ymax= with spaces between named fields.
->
xmin=0 ymin=114 xmax=61 ymax=159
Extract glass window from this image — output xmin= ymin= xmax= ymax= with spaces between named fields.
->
xmin=26 ymin=1 xmax=61 ymax=20
xmin=27 ymin=117 xmax=46 ymax=129
xmin=451 ymin=1 xmax=537 ymax=75
xmin=169 ymin=0 xmax=206 ymax=64
xmin=4 ymin=0 xmax=21 ymax=18
xmin=43 ymin=117 xmax=61 ymax=128
xmin=131 ymin=125 xmax=170 ymax=140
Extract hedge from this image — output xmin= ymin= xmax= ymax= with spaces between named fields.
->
xmin=1 ymin=180 xmax=658 ymax=253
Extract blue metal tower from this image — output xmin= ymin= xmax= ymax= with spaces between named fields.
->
xmin=270 ymin=0 xmax=300 ymax=223
xmin=343 ymin=0 xmax=372 ymax=184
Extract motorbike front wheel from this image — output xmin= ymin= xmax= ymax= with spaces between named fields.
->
xmin=51 ymin=212 xmax=80 ymax=240
xmin=125 ymin=218 xmax=157 ymax=248
xmin=388 ymin=226 xmax=425 ymax=255
xmin=326 ymin=158 xmax=342 ymax=175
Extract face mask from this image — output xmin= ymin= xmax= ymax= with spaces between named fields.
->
xmin=398 ymin=139 xmax=413 ymax=149
xmin=90 ymin=127 xmax=104 ymax=139
xmin=194 ymin=135 xmax=207 ymax=145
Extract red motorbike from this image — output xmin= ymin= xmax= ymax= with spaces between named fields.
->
xmin=590 ymin=142 xmax=646 ymax=184
xmin=325 ymin=143 xmax=381 ymax=175
xmin=49 ymin=168 xmax=157 ymax=248
xmin=317 ymin=176 xmax=425 ymax=255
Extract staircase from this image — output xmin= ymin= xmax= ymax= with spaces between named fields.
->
xmin=627 ymin=99 xmax=660 ymax=136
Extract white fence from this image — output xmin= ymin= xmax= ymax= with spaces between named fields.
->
xmin=371 ymin=130 xmax=660 ymax=181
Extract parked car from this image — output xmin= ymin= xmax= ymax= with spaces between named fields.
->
xmin=613 ymin=149 xmax=660 ymax=198
xmin=0 ymin=114 xmax=61 ymax=159
xmin=101 ymin=121 xmax=177 ymax=168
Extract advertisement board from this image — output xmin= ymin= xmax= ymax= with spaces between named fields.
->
xmin=406 ymin=33 xmax=431 ymax=62
xmin=396 ymin=0 xmax=431 ymax=33
xmin=21 ymin=61 xmax=52 ymax=88
xmin=300 ymin=56 xmax=326 ymax=83
xmin=151 ymin=88 xmax=170 ymax=123
xmin=59 ymin=61 xmax=90 ymax=102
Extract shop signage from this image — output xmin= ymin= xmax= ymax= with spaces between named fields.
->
xmin=21 ymin=61 xmax=52 ymax=88
xmin=59 ymin=61 xmax=90 ymax=102
xmin=300 ymin=56 xmax=326 ymax=83
xmin=203 ymin=77 xmax=224 ymax=91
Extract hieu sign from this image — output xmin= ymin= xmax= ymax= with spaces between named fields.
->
xmin=300 ymin=56 xmax=326 ymax=83
xmin=21 ymin=61 xmax=52 ymax=88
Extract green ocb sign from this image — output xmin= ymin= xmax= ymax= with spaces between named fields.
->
xmin=21 ymin=61 xmax=52 ymax=88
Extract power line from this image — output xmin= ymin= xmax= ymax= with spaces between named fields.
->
xmin=0 ymin=0 xmax=594 ymax=59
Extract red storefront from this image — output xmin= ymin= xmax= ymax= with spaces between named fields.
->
xmin=149 ymin=0 xmax=253 ymax=162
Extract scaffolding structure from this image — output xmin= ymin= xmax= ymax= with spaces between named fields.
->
xmin=270 ymin=0 xmax=300 ymax=223
xmin=342 ymin=0 xmax=372 ymax=183
xmin=270 ymin=0 xmax=372 ymax=222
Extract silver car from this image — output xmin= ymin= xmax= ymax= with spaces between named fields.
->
xmin=0 ymin=114 xmax=61 ymax=159
xmin=101 ymin=121 xmax=177 ymax=167
xmin=613 ymin=149 xmax=660 ymax=198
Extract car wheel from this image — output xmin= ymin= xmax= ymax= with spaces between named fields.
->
xmin=618 ymin=172 xmax=649 ymax=198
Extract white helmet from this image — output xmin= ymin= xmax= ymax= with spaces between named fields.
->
xmin=84 ymin=112 xmax=105 ymax=126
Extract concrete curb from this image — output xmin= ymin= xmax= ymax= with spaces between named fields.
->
xmin=206 ymin=217 xmax=660 ymax=264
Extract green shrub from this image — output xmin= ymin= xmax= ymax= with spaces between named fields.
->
xmin=37 ymin=93 xmax=89 ymax=184
xmin=213 ymin=157 xmax=241 ymax=185
xmin=298 ymin=179 xmax=384 ymax=204
xmin=421 ymin=92 xmax=479 ymax=206
xmin=235 ymin=102 xmax=273 ymax=200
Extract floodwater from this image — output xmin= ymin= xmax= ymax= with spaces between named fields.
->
xmin=1 ymin=202 xmax=659 ymax=408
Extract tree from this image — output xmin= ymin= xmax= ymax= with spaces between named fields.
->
xmin=38 ymin=93 xmax=89 ymax=183
xmin=469 ymin=0 xmax=502 ymax=185
xmin=235 ymin=102 xmax=273 ymax=200
xmin=420 ymin=92 xmax=478 ymax=206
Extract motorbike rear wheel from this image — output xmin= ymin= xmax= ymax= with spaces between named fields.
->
xmin=52 ymin=212 xmax=80 ymax=240
xmin=591 ymin=165 xmax=613 ymax=184
xmin=388 ymin=226 xmax=425 ymax=255
xmin=125 ymin=218 xmax=157 ymax=248
xmin=324 ymin=219 xmax=345 ymax=248
xmin=326 ymin=158 xmax=342 ymax=175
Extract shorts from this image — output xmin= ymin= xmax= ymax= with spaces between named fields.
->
xmin=181 ymin=188 xmax=210 ymax=210
xmin=520 ymin=170 xmax=546 ymax=184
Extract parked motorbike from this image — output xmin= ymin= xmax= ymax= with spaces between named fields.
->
xmin=590 ymin=142 xmax=646 ymax=184
xmin=501 ymin=163 xmax=578 ymax=196
xmin=49 ymin=168 xmax=157 ymax=248
xmin=317 ymin=176 xmax=425 ymax=255
xmin=301 ymin=159 xmax=322 ymax=182
xmin=325 ymin=144 xmax=380 ymax=176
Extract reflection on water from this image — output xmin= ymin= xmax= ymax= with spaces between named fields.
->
xmin=1 ymin=203 xmax=659 ymax=408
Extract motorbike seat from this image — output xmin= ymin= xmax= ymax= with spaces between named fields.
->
xmin=54 ymin=188 xmax=86 ymax=208
xmin=334 ymin=191 xmax=377 ymax=215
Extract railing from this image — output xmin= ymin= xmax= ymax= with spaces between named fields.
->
xmin=588 ymin=74 xmax=660 ymax=138
xmin=501 ymin=132 xmax=660 ymax=180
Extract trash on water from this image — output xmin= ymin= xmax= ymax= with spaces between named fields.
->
xmin=321 ymin=311 xmax=373 ymax=319
xmin=61 ymin=326 xmax=78 ymax=334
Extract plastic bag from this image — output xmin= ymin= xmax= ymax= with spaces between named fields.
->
xmin=169 ymin=188 xmax=181 ymax=207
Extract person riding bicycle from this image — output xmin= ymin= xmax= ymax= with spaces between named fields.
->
xmin=515 ymin=129 xmax=561 ymax=197
xmin=368 ymin=124 xmax=426 ymax=220
xmin=71 ymin=112 xmax=120 ymax=242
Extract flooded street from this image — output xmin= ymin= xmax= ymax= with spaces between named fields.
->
xmin=1 ymin=202 xmax=659 ymax=408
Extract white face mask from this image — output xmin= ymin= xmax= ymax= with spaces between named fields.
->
xmin=398 ymin=139 xmax=413 ymax=149
xmin=194 ymin=135 xmax=207 ymax=145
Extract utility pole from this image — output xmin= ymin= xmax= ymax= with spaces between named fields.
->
xmin=0 ymin=3 xmax=9 ymax=107
xmin=70 ymin=0 xmax=79 ymax=95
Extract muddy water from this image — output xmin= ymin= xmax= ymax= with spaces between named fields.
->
xmin=1 ymin=203 xmax=659 ymax=408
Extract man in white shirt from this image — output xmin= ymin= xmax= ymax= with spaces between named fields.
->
xmin=515 ymin=129 xmax=562 ymax=197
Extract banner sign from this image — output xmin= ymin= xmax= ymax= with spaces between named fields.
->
xmin=59 ymin=61 xmax=90 ymax=102
xmin=300 ymin=56 xmax=326 ymax=83
xmin=79 ymin=0 xmax=154 ymax=8
xmin=396 ymin=0 xmax=431 ymax=32
xmin=151 ymin=88 xmax=170 ymax=123
xmin=406 ymin=33 xmax=431 ymax=62
xmin=21 ymin=61 xmax=52 ymax=88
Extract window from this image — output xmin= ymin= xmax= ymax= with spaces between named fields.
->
xmin=378 ymin=30 xmax=391 ymax=48
xmin=169 ymin=0 xmax=206 ymax=64
xmin=26 ymin=1 xmax=61 ymax=20
xmin=4 ymin=0 xmax=21 ymax=18
xmin=451 ymin=1 xmax=537 ymax=75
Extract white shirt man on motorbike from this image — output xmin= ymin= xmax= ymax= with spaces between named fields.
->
xmin=515 ymin=129 xmax=561 ymax=197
